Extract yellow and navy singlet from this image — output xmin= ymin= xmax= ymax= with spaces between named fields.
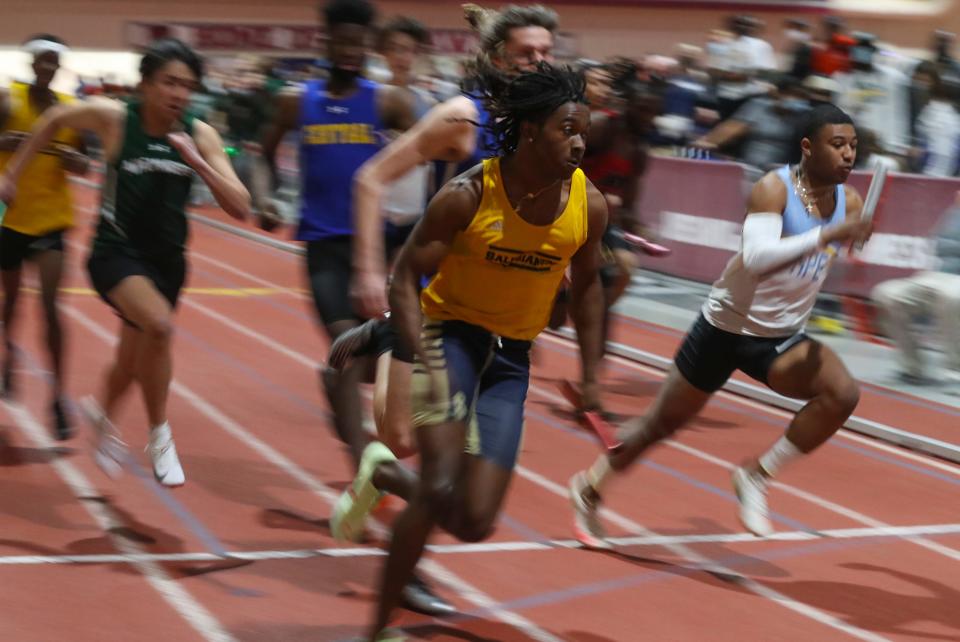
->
xmin=0 ymin=82 xmax=79 ymax=235
xmin=421 ymin=157 xmax=590 ymax=341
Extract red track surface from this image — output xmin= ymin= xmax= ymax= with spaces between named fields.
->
xmin=1 ymin=186 xmax=958 ymax=642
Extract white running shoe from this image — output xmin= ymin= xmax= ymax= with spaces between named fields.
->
xmin=148 ymin=424 xmax=185 ymax=487
xmin=569 ymin=472 xmax=612 ymax=550
xmin=732 ymin=466 xmax=773 ymax=537
xmin=80 ymin=395 xmax=128 ymax=479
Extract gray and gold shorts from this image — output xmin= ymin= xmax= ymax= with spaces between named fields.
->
xmin=411 ymin=318 xmax=531 ymax=470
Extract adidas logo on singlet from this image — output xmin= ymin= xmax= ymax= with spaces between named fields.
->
xmin=326 ymin=105 xmax=350 ymax=115
xmin=487 ymin=220 xmax=503 ymax=232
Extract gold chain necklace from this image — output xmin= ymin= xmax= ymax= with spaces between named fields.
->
xmin=793 ymin=166 xmax=818 ymax=216
xmin=511 ymin=179 xmax=560 ymax=213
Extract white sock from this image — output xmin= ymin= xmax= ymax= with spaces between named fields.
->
xmin=150 ymin=421 xmax=172 ymax=445
xmin=586 ymin=455 xmax=615 ymax=494
xmin=758 ymin=436 xmax=803 ymax=479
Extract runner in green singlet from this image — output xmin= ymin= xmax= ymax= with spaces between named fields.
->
xmin=0 ymin=39 xmax=250 ymax=485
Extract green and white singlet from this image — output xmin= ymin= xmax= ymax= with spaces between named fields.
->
xmin=93 ymin=101 xmax=195 ymax=261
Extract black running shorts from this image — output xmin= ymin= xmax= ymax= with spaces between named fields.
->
xmin=87 ymin=248 xmax=187 ymax=314
xmin=0 ymin=227 xmax=66 ymax=271
xmin=305 ymin=236 xmax=356 ymax=328
xmin=675 ymin=313 xmax=810 ymax=393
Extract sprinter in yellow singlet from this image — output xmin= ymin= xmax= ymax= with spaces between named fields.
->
xmin=362 ymin=64 xmax=608 ymax=640
xmin=0 ymin=35 xmax=89 ymax=439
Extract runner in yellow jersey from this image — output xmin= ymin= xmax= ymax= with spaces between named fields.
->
xmin=356 ymin=63 xmax=607 ymax=641
xmin=0 ymin=35 xmax=89 ymax=439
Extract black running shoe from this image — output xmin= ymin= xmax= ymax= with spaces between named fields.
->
xmin=327 ymin=318 xmax=386 ymax=371
xmin=401 ymin=573 xmax=456 ymax=617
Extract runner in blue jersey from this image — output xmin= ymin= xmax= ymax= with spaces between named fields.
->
xmin=254 ymin=0 xmax=414 ymax=466
xmin=252 ymin=0 xmax=460 ymax=618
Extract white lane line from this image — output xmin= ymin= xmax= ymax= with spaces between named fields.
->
xmin=1 ymin=400 xmax=237 ymax=642
xmin=669 ymin=439 xmax=960 ymax=564
xmin=528 ymin=381 xmax=960 ymax=564
xmin=181 ymin=298 xmax=319 ymax=369
xmin=184 ymin=227 xmax=959 ymax=479
xmin=64 ymin=208 xmax=935 ymax=638
xmin=167 ymin=293 xmax=960 ymax=569
xmin=180 ymin=220 xmax=960 ymax=479
xmin=514 ymin=466 xmax=889 ymax=642
xmin=3 ymin=523 xmax=958 ymax=566
xmin=62 ymin=304 xmax=565 ymax=642
xmin=541 ymin=332 xmax=960 ymax=478
xmin=145 ymin=280 xmax=890 ymax=642
xmin=189 ymin=251 xmax=303 ymax=296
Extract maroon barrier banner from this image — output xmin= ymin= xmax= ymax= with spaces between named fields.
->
xmin=126 ymin=23 xmax=579 ymax=57
xmin=638 ymin=157 xmax=749 ymax=284
xmin=638 ymin=157 xmax=960 ymax=298
xmin=126 ymin=23 xmax=321 ymax=52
